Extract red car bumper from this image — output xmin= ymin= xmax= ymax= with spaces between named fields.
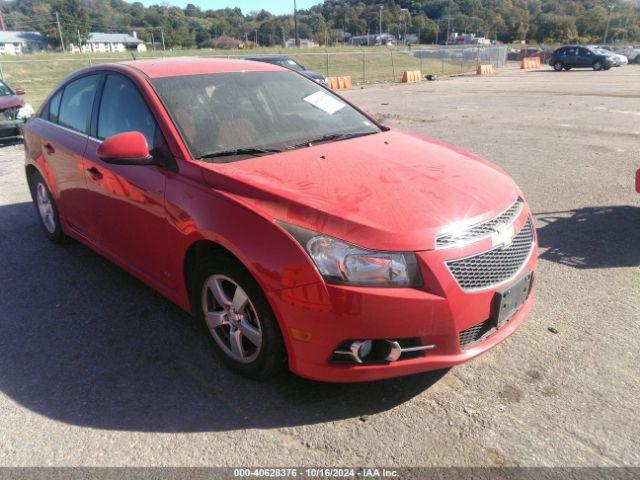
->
xmin=267 ymin=219 xmax=538 ymax=383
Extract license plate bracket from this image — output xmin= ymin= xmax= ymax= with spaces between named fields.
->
xmin=492 ymin=272 xmax=533 ymax=329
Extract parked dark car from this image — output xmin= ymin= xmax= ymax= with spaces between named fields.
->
xmin=0 ymin=80 xmax=34 ymax=140
xmin=244 ymin=55 xmax=327 ymax=84
xmin=549 ymin=46 xmax=615 ymax=71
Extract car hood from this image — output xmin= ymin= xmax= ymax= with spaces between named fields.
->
xmin=0 ymin=95 xmax=25 ymax=109
xmin=200 ymin=129 xmax=520 ymax=251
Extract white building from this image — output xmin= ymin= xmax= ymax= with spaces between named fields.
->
xmin=0 ymin=31 xmax=48 ymax=55
xmin=284 ymin=38 xmax=316 ymax=48
xmin=70 ymin=32 xmax=147 ymax=54
xmin=349 ymin=33 xmax=395 ymax=46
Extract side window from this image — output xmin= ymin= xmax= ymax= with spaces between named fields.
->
xmin=58 ymin=75 xmax=100 ymax=133
xmin=97 ymin=74 xmax=156 ymax=149
xmin=48 ymin=89 xmax=63 ymax=123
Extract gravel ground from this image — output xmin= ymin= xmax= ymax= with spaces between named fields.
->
xmin=0 ymin=64 xmax=638 ymax=467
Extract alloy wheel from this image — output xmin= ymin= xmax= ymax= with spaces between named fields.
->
xmin=36 ymin=182 xmax=56 ymax=234
xmin=201 ymin=274 xmax=263 ymax=363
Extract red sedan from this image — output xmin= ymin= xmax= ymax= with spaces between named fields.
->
xmin=23 ymin=58 xmax=537 ymax=382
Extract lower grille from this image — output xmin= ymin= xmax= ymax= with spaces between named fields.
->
xmin=458 ymin=319 xmax=495 ymax=348
xmin=447 ymin=218 xmax=534 ymax=291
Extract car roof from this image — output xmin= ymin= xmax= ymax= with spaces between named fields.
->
xmin=118 ymin=57 xmax=286 ymax=79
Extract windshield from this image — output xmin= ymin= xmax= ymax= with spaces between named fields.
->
xmin=152 ymin=71 xmax=380 ymax=161
xmin=0 ymin=81 xmax=13 ymax=96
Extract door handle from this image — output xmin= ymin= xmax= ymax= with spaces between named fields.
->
xmin=86 ymin=166 xmax=103 ymax=180
xmin=44 ymin=143 xmax=55 ymax=155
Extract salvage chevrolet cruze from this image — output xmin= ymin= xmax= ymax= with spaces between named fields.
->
xmin=23 ymin=58 xmax=537 ymax=382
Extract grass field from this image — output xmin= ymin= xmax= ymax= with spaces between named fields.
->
xmin=0 ymin=46 xmax=488 ymax=109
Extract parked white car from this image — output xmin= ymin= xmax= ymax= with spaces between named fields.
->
xmin=617 ymin=46 xmax=640 ymax=63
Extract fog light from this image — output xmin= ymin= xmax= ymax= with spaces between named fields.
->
xmin=385 ymin=340 xmax=402 ymax=362
xmin=350 ymin=340 xmax=373 ymax=363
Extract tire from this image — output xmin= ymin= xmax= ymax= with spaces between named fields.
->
xmin=603 ymin=66 xmax=611 ymax=71
xmin=593 ymin=61 xmax=603 ymax=71
xmin=553 ymin=61 xmax=564 ymax=71
xmin=27 ymin=170 xmax=68 ymax=244
xmin=191 ymin=252 xmax=286 ymax=380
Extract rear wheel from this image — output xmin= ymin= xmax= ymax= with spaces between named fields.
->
xmin=593 ymin=60 xmax=603 ymax=71
xmin=553 ymin=61 xmax=564 ymax=71
xmin=192 ymin=252 xmax=286 ymax=379
xmin=28 ymin=170 xmax=67 ymax=243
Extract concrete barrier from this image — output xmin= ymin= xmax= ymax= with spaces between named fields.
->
xmin=401 ymin=70 xmax=422 ymax=83
xmin=327 ymin=76 xmax=352 ymax=90
xmin=520 ymin=57 xmax=541 ymax=70
xmin=476 ymin=64 xmax=494 ymax=75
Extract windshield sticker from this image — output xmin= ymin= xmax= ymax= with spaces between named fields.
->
xmin=304 ymin=91 xmax=346 ymax=115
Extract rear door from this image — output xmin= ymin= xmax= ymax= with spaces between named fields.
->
xmin=82 ymin=72 xmax=174 ymax=284
xmin=28 ymin=74 xmax=102 ymax=235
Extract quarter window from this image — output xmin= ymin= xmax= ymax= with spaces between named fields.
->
xmin=58 ymin=75 xmax=100 ymax=133
xmin=97 ymin=74 xmax=156 ymax=149
xmin=48 ymin=89 xmax=63 ymax=123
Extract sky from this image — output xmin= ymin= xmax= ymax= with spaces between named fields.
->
xmin=139 ymin=0 xmax=322 ymax=15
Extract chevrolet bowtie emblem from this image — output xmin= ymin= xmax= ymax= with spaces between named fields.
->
xmin=492 ymin=223 xmax=516 ymax=248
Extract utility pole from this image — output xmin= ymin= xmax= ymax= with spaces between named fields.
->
xmin=151 ymin=31 xmax=155 ymax=51
xmin=293 ymin=0 xmax=299 ymax=47
xmin=0 ymin=9 xmax=6 ymax=32
xmin=255 ymin=29 xmax=258 ymax=46
xmin=603 ymin=4 xmax=614 ymax=44
xmin=401 ymin=8 xmax=409 ymax=45
xmin=445 ymin=16 xmax=453 ymax=45
xmin=160 ymin=27 xmax=166 ymax=51
xmin=379 ymin=5 xmax=383 ymax=42
xmin=55 ymin=11 xmax=65 ymax=52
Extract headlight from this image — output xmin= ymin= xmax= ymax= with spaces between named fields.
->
xmin=17 ymin=103 xmax=34 ymax=120
xmin=279 ymin=222 xmax=422 ymax=287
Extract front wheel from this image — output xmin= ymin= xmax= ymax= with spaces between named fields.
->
xmin=192 ymin=253 xmax=286 ymax=380
xmin=593 ymin=61 xmax=603 ymax=71
xmin=553 ymin=61 xmax=564 ymax=71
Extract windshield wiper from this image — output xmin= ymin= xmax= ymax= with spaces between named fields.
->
xmin=197 ymin=147 xmax=283 ymax=160
xmin=285 ymin=131 xmax=378 ymax=150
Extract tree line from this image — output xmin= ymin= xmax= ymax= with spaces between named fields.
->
xmin=3 ymin=0 xmax=640 ymax=50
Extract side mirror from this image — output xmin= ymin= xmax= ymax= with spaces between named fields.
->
xmin=14 ymin=88 xmax=26 ymax=95
xmin=97 ymin=131 xmax=154 ymax=166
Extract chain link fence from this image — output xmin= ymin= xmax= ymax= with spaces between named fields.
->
xmin=0 ymin=45 xmax=509 ymax=109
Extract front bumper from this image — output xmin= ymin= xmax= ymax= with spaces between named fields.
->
xmin=268 ymin=213 xmax=538 ymax=383
xmin=0 ymin=119 xmax=25 ymax=138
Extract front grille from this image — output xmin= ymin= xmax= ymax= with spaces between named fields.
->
xmin=1 ymin=106 xmax=19 ymax=121
xmin=436 ymin=198 xmax=524 ymax=249
xmin=447 ymin=218 xmax=534 ymax=291
xmin=459 ymin=318 xmax=494 ymax=348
